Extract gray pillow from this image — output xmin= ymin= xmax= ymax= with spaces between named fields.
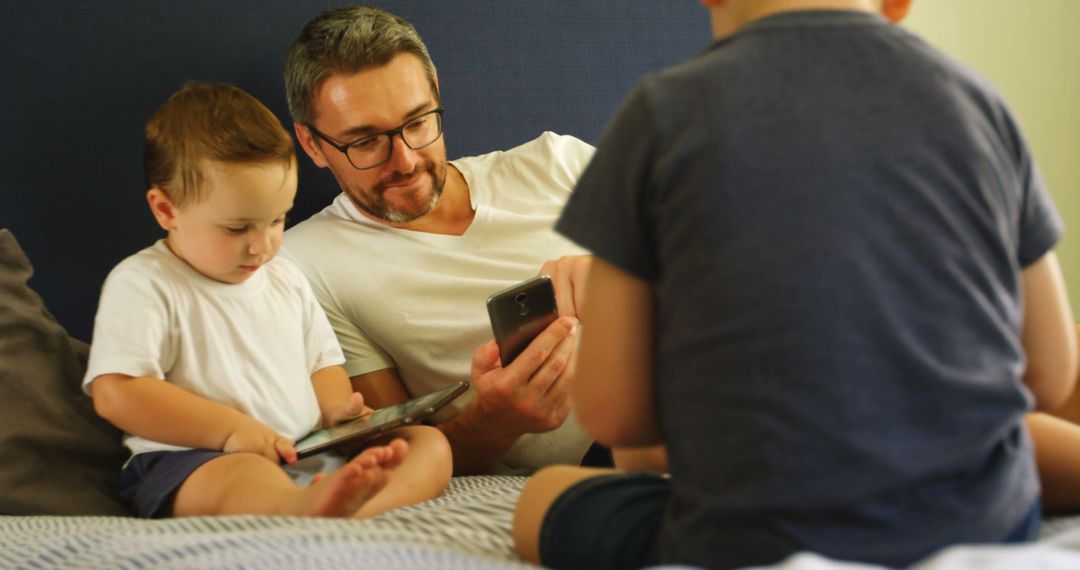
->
xmin=0 ymin=229 xmax=130 ymax=515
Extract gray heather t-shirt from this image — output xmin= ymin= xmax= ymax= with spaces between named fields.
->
xmin=557 ymin=10 xmax=1063 ymax=569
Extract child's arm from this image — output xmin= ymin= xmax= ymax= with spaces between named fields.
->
xmin=312 ymin=365 xmax=372 ymax=427
xmin=573 ymin=257 xmax=660 ymax=447
xmin=91 ymin=373 xmax=298 ymax=464
xmin=1020 ymin=252 xmax=1078 ymax=411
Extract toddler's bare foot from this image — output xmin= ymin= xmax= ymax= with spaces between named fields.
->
xmin=283 ymin=439 xmax=409 ymax=517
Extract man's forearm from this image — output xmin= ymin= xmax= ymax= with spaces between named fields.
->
xmin=437 ymin=405 xmax=520 ymax=475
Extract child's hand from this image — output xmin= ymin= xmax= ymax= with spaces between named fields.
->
xmin=223 ymin=419 xmax=298 ymax=465
xmin=325 ymin=392 xmax=374 ymax=427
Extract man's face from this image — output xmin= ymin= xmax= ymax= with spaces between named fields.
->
xmin=299 ymin=53 xmax=446 ymax=225
xmin=160 ymin=159 xmax=297 ymax=284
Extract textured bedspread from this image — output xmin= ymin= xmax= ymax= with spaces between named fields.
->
xmin=4 ymin=474 xmax=1080 ymax=570
xmin=0 ymin=476 xmax=533 ymax=569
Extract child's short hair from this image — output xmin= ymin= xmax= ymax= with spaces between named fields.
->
xmin=144 ymin=82 xmax=295 ymax=207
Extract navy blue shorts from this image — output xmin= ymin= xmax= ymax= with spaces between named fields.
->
xmin=120 ymin=449 xmax=349 ymax=518
xmin=539 ymin=471 xmax=669 ymax=570
xmin=120 ymin=449 xmax=225 ymax=518
xmin=537 ymin=472 xmax=1040 ymax=570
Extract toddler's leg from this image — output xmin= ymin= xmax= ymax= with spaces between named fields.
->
xmin=351 ymin=425 xmax=453 ymax=518
xmin=172 ymin=443 xmax=403 ymax=517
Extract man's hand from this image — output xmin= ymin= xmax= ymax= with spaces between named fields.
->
xmin=539 ymin=255 xmax=592 ymax=318
xmin=469 ymin=315 xmax=579 ymax=435
xmin=222 ymin=418 xmax=298 ymax=465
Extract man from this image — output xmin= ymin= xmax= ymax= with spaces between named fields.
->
xmin=282 ymin=5 xmax=595 ymax=475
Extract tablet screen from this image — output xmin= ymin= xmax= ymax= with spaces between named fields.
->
xmin=295 ymin=380 xmax=468 ymax=458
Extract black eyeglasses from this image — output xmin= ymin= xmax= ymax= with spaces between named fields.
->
xmin=305 ymin=108 xmax=445 ymax=170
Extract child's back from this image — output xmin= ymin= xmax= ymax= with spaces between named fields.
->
xmin=559 ymin=9 xmax=1056 ymax=568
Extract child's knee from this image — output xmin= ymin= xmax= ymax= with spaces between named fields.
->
xmin=392 ymin=425 xmax=453 ymax=474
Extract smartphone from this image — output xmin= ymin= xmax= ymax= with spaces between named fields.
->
xmin=487 ymin=275 xmax=559 ymax=366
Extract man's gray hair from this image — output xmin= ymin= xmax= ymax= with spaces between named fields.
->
xmin=284 ymin=5 xmax=438 ymax=125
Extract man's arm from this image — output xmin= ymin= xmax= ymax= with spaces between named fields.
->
xmin=573 ymin=257 xmax=659 ymax=447
xmin=1021 ymin=251 xmax=1078 ymax=411
xmin=446 ymin=322 xmax=578 ymax=474
xmin=352 ymin=317 xmax=579 ymax=475
xmin=350 ymin=368 xmax=411 ymax=409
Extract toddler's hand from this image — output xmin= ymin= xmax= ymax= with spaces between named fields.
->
xmin=325 ymin=392 xmax=374 ymax=426
xmin=223 ymin=419 xmax=298 ymax=465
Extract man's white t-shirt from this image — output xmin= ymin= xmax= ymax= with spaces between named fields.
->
xmin=83 ymin=241 xmax=345 ymax=458
xmin=284 ymin=132 xmax=595 ymax=474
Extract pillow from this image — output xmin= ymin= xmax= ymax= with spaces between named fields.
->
xmin=0 ymin=229 xmax=131 ymax=515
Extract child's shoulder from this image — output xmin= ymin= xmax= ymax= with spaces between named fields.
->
xmin=106 ymin=240 xmax=176 ymax=279
xmin=261 ymin=255 xmax=319 ymax=298
xmin=264 ymin=254 xmax=306 ymax=283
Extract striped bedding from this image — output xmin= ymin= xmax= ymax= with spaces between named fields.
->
xmin=0 ymin=476 xmax=532 ymax=569
xmin=4 ymin=474 xmax=1080 ymax=570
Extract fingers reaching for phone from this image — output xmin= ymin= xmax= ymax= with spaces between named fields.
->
xmin=538 ymin=255 xmax=592 ymax=318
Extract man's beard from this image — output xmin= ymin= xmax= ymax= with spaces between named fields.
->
xmin=344 ymin=159 xmax=446 ymax=224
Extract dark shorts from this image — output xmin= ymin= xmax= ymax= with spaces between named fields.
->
xmin=537 ymin=472 xmax=1040 ymax=570
xmin=121 ymin=449 xmax=347 ymax=518
xmin=120 ymin=449 xmax=226 ymax=518
xmin=539 ymin=471 xmax=670 ymax=570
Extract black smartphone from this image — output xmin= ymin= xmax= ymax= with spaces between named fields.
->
xmin=487 ymin=275 xmax=559 ymax=366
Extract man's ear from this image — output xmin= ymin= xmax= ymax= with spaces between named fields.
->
xmin=882 ymin=0 xmax=913 ymax=23
xmin=294 ymin=122 xmax=330 ymax=168
xmin=146 ymin=188 xmax=177 ymax=231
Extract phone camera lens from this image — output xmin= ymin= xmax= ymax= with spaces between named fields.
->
xmin=515 ymin=292 xmax=528 ymax=303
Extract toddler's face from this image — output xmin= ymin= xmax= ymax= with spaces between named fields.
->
xmin=166 ymin=159 xmax=297 ymax=284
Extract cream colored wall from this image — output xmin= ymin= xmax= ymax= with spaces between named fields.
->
xmin=904 ymin=1 xmax=1080 ymax=316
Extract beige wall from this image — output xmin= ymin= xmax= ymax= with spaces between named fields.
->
xmin=904 ymin=1 xmax=1080 ymax=315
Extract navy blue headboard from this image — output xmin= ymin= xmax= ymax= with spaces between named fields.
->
xmin=1 ymin=2 xmax=710 ymax=341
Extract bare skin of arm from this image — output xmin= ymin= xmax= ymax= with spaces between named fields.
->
xmin=1019 ymin=252 xmax=1078 ymax=512
xmin=1046 ymin=324 xmax=1080 ymax=425
xmin=573 ymin=258 xmax=659 ymax=447
xmin=1020 ymin=252 xmax=1078 ymax=411
xmin=91 ymin=373 xmax=297 ymax=464
xmin=311 ymin=365 xmax=371 ymax=427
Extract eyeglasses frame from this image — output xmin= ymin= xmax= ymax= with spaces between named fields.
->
xmin=304 ymin=107 xmax=445 ymax=171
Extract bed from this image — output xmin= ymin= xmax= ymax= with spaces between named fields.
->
xmin=0 ymin=476 xmax=532 ymax=569
xmin=3 ymin=482 xmax=1080 ymax=570
xmin=4 ymin=225 xmax=1080 ymax=568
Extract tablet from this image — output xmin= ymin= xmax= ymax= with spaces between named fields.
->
xmin=295 ymin=380 xmax=469 ymax=459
